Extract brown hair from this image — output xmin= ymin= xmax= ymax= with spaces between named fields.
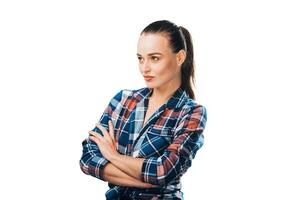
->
xmin=141 ymin=20 xmax=196 ymax=100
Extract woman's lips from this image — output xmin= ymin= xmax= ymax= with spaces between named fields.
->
xmin=143 ymin=76 xmax=154 ymax=81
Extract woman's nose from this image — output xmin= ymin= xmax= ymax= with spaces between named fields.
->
xmin=141 ymin=60 xmax=151 ymax=72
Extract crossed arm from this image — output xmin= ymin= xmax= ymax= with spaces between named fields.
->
xmin=102 ymin=162 xmax=155 ymax=188
xmin=80 ymin=122 xmax=157 ymax=188
xmin=88 ymin=121 xmax=159 ymax=188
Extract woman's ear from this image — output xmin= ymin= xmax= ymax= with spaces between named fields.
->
xmin=176 ymin=49 xmax=187 ymax=66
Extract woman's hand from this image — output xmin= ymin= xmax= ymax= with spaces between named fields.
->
xmin=89 ymin=120 xmax=119 ymax=161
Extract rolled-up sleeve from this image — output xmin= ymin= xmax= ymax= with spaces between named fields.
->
xmin=141 ymin=105 xmax=207 ymax=186
xmin=79 ymin=90 xmax=123 ymax=181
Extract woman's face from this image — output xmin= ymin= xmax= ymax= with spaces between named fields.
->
xmin=137 ymin=33 xmax=184 ymax=90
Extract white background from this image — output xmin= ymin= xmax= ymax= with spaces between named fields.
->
xmin=0 ymin=0 xmax=283 ymax=199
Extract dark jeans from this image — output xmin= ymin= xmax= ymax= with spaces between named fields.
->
xmin=118 ymin=188 xmax=182 ymax=200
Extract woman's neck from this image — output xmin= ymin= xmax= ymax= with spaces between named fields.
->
xmin=150 ymin=83 xmax=181 ymax=105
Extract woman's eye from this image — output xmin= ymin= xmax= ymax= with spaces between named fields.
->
xmin=137 ymin=57 xmax=144 ymax=64
xmin=152 ymin=57 xmax=159 ymax=61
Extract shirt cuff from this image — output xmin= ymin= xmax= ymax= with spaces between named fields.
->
xmin=88 ymin=157 xmax=110 ymax=181
xmin=140 ymin=157 xmax=160 ymax=185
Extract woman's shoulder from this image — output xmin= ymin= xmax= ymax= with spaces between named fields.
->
xmin=179 ymin=95 xmax=207 ymax=122
xmin=184 ymin=98 xmax=207 ymax=111
xmin=116 ymin=87 xmax=150 ymax=101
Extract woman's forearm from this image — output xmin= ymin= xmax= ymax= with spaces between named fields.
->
xmin=109 ymin=154 xmax=145 ymax=180
xmin=102 ymin=162 xmax=157 ymax=188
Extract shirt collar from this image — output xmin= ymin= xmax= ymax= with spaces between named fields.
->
xmin=133 ymin=85 xmax=189 ymax=109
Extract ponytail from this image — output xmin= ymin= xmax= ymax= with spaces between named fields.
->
xmin=179 ymin=26 xmax=196 ymax=100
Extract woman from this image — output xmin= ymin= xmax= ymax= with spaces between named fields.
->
xmin=80 ymin=20 xmax=207 ymax=200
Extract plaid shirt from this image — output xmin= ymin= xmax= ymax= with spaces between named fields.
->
xmin=80 ymin=86 xmax=207 ymax=200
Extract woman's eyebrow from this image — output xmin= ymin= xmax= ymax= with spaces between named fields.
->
xmin=136 ymin=52 xmax=163 ymax=56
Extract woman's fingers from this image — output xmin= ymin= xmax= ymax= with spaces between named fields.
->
xmin=89 ymin=122 xmax=116 ymax=148
xmin=88 ymin=130 xmax=102 ymax=139
xmin=108 ymin=120 xmax=115 ymax=142
xmin=89 ymin=135 xmax=98 ymax=143
xmin=95 ymin=123 xmax=113 ymax=144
